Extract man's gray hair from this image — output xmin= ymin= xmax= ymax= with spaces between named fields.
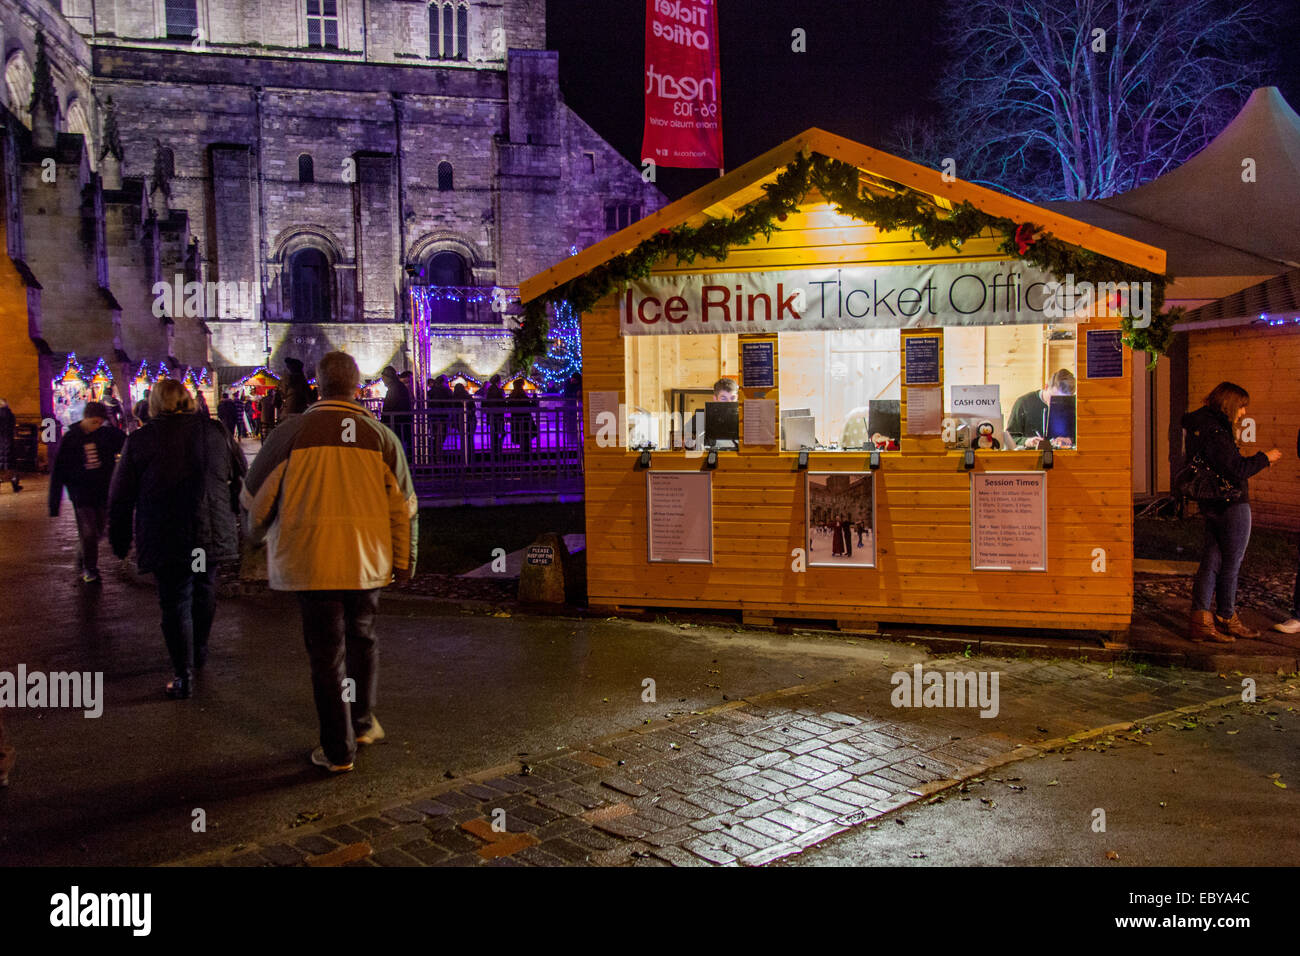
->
xmin=317 ymin=351 xmax=362 ymax=399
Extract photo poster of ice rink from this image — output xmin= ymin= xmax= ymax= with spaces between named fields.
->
xmin=806 ymin=472 xmax=876 ymax=568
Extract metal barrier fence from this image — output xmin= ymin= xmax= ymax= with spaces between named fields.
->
xmin=361 ymin=398 xmax=585 ymax=503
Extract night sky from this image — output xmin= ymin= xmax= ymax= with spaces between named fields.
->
xmin=546 ymin=0 xmax=1300 ymax=202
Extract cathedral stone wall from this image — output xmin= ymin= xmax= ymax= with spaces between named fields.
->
xmin=2 ymin=0 xmax=663 ymax=410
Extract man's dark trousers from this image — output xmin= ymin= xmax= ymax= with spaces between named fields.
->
xmin=74 ymin=504 xmax=107 ymax=574
xmin=297 ymin=589 xmax=381 ymax=766
xmin=155 ymin=565 xmax=218 ymax=679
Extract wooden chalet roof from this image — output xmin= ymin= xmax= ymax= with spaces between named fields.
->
xmin=520 ymin=128 xmax=1166 ymax=304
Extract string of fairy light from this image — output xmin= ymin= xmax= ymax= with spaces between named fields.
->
xmin=410 ymin=267 xmax=582 ymax=391
xmin=56 ymin=355 xmax=210 ymax=388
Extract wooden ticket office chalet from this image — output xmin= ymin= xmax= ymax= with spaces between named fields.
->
xmin=520 ymin=130 xmax=1166 ymax=635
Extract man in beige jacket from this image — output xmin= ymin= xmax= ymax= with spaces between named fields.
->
xmin=242 ymin=351 xmax=418 ymax=773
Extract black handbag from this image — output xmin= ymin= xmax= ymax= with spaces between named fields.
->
xmin=1174 ymin=454 xmax=1243 ymax=505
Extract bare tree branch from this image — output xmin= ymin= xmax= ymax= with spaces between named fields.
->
xmin=888 ymin=0 xmax=1279 ymax=200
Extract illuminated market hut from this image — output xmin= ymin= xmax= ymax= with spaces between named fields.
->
xmin=52 ymin=353 xmax=90 ymax=428
xmin=519 ymin=130 xmax=1169 ymax=636
xmin=131 ymin=361 xmax=153 ymax=406
xmin=89 ymin=358 xmax=115 ymax=401
xmin=231 ymin=367 xmax=281 ymax=397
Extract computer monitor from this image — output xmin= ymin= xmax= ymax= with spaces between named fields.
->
xmin=780 ymin=407 xmax=811 ymax=447
xmin=1047 ymin=395 xmax=1076 ymax=443
xmin=704 ymin=401 xmax=740 ymax=449
xmin=785 ymin=415 xmax=817 ymax=450
xmin=867 ymin=400 xmax=901 ymax=446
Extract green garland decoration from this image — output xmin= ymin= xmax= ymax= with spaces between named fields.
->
xmin=513 ymin=152 xmax=1179 ymax=370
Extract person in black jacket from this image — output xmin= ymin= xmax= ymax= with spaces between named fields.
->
xmin=0 ymin=398 xmax=19 ymax=492
xmin=507 ymin=379 xmax=537 ymax=458
xmin=49 ymin=402 xmax=127 ymax=583
xmin=283 ymin=357 xmax=314 ymax=415
xmin=481 ymin=374 xmax=507 ymax=457
xmin=380 ymin=365 xmax=412 ymax=459
xmin=108 ymin=379 xmax=247 ymax=699
xmin=1183 ymin=381 xmax=1281 ymax=642
xmin=101 ymin=384 xmax=126 ymax=431
xmin=1276 ymin=429 xmax=1300 ymax=634
xmin=217 ymin=391 xmax=239 ymax=435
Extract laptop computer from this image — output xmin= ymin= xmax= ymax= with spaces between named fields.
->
xmin=785 ymin=415 xmax=817 ymax=450
xmin=781 ymin=407 xmax=811 ymax=447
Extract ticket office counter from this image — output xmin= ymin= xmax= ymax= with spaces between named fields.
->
xmin=584 ymin=309 xmax=1134 ymax=633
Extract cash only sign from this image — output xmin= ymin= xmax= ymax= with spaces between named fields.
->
xmin=619 ymin=261 xmax=1068 ymax=335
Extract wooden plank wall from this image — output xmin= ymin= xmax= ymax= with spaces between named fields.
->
xmin=1188 ymin=323 xmax=1300 ymax=531
xmin=581 ymin=208 xmax=1134 ymax=630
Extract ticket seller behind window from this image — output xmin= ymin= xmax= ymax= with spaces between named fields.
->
xmin=1007 ymin=369 xmax=1076 ymax=449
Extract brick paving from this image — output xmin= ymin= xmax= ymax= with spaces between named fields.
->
xmin=172 ymin=656 xmax=1264 ymax=868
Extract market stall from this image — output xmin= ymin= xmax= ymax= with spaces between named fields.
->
xmin=507 ymin=376 xmax=544 ymax=395
xmin=359 ymin=377 xmax=388 ymax=401
xmin=446 ymin=374 xmax=482 ymax=395
xmin=231 ymin=367 xmax=280 ymax=398
xmin=519 ymin=130 xmax=1168 ymax=634
xmin=179 ymin=367 xmax=216 ymax=413
xmin=52 ymin=353 xmax=90 ymax=430
xmin=88 ymin=358 xmax=115 ymax=402
xmin=130 ymin=361 xmax=153 ymax=408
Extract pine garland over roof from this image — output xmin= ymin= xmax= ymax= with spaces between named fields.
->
xmin=513 ymin=152 xmax=1179 ymax=370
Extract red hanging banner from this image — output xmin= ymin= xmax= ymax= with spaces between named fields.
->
xmin=642 ymin=0 xmax=723 ymax=170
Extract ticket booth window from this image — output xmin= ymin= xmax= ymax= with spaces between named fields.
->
xmin=625 ymin=333 xmax=739 ymax=449
xmin=778 ymin=329 xmax=901 ymax=451
xmin=943 ymin=323 xmax=1077 ymax=450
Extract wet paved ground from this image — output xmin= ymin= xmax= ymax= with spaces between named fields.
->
xmin=1 ymin=474 xmax=1294 ymax=867
xmin=171 ymin=660 xmax=1263 ymax=868
xmin=783 ymin=687 xmax=1300 ymax=867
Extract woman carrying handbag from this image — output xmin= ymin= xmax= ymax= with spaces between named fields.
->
xmin=1180 ymin=382 xmax=1281 ymax=642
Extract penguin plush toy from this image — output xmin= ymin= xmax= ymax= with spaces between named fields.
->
xmin=972 ymin=421 xmax=1001 ymax=450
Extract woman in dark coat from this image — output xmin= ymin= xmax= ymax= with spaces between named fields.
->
xmin=109 ymin=379 xmax=247 ymax=698
xmin=282 ymin=357 xmax=313 ymax=414
xmin=507 ymin=380 xmax=538 ymax=457
xmin=0 ymin=398 xmax=19 ymax=492
xmin=453 ymin=383 xmax=476 ymax=455
xmin=1183 ymin=381 xmax=1281 ymax=642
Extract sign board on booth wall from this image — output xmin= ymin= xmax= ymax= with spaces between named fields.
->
xmin=971 ymin=472 xmax=1047 ymax=571
xmin=1086 ymin=329 xmax=1125 ymax=379
xmin=647 ymin=472 xmax=713 ymax=563
xmin=641 ymin=0 xmax=722 ymax=169
xmin=950 ymin=385 xmax=1002 ymax=420
xmin=740 ymin=339 xmax=775 ymax=388
xmin=904 ymin=336 xmax=940 ymax=385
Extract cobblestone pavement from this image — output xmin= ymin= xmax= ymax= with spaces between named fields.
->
xmin=175 ymin=657 xmax=1269 ymax=868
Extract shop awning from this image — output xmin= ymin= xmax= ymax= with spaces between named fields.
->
xmin=1050 ymin=88 xmax=1300 ymax=278
xmin=1178 ymin=267 xmax=1300 ymax=330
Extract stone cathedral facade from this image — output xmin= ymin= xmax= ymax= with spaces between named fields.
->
xmin=0 ymin=0 xmax=662 ymax=423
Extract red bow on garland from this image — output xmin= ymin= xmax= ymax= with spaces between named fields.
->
xmin=1014 ymin=223 xmax=1045 ymax=255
